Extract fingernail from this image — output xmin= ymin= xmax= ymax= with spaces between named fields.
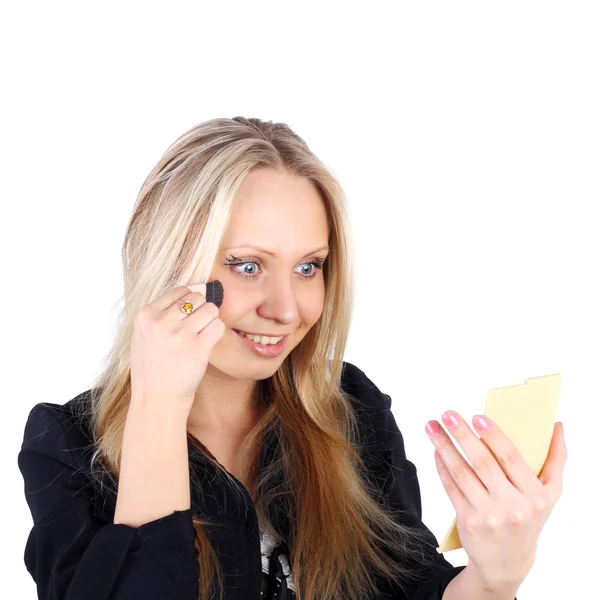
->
xmin=187 ymin=284 xmax=206 ymax=293
xmin=426 ymin=421 xmax=442 ymax=437
xmin=473 ymin=415 xmax=489 ymax=431
xmin=442 ymin=411 xmax=460 ymax=429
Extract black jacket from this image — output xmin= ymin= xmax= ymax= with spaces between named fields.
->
xmin=18 ymin=361 xmax=468 ymax=600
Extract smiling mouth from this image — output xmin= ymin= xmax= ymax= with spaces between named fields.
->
xmin=232 ymin=328 xmax=289 ymax=357
xmin=232 ymin=329 xmax=286 ymax=344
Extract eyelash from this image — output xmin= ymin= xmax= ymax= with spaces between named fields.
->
xmin=225 ymin=255 xmax=326 ymax=281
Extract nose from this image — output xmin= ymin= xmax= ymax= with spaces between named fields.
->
xmin=255 ymin=273 xmax=300 ymax=325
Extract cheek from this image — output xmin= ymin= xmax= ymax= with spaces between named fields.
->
xmin=299 ymin=294 xmax=325 ymax=325
xmin=215 ymin=286 xmax=250 ymax=319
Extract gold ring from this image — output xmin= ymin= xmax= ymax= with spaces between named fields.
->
xmin=179 ymin=300 xmax=194 ymax=314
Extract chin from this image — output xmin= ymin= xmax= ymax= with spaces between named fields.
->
xmin=206 ymin=357 xmax=285 ymax=381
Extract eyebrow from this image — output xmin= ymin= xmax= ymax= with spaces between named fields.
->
xmin=222 ymin=244 xmax=329 ymax=258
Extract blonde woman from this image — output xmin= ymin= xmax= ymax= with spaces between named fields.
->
xmin=18 ymin=117 xmax=565 ymax=600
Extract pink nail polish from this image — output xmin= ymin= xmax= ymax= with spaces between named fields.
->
xmin=426 ymin=421 xmax=442 ymax=437
xmin=442 ymin=412 xmax=459 ymax=429
xmin=473 ymin=415 xmax=489 ymax=431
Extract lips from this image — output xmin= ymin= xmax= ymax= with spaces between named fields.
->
xmin=233 ymin=328 xmax=288 ymax=358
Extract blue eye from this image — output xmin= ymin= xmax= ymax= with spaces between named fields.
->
xmin=225 ymin=256 xmax=325 ymax=281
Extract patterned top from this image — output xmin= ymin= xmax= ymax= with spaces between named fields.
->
xmin=259 ymin=525 xmax=296 ymax=599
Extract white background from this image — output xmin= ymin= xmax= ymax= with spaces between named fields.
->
xmin=2 ymin=2 xmax=598 ymax=598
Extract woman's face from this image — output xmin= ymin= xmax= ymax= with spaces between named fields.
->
xmin=206 ymin=168 xmax=330 ymax=381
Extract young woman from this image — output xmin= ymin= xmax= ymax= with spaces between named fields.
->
xmin=18 ymin=117 xmax=565 ymax=600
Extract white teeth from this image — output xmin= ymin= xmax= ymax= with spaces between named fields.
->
xmin=235 ymin=330 xmax=284 ymax=345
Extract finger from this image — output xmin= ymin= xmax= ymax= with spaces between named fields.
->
xmin=439 ymin=411 xmax=517 ymax=501
xmin=473 ymin=414 xmax=545 ymax=496
xmin=148 ymin=285 xmax=196 ymax=312
xmin=183 ymin=300 xmax=221 ymax=334
xmin=434 ymin=450 xmax=472 ymax=514
xmin=538 ymin=423 xmax=567 ymax=495
xmin=159 ymin=292 xmax=210 ymax=332
xmin=426 ymin=418 xmax=489 ymax=507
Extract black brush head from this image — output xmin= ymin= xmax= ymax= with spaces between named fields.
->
xmin=205 ymin=280 xmax=224 ymax=308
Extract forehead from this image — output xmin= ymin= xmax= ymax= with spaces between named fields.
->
xmin=223 ymin=169 xmax=330 ymax=250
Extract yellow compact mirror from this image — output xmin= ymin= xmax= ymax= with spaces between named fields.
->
xmin=436 ymin=373 xmax=562 ymax=553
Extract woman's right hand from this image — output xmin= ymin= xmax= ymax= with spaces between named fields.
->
xmin=130 ymin=282 xmax=226 ymax=407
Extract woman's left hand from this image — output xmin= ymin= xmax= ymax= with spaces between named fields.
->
xmin=425 ymin=412 xmax=567 ymax=594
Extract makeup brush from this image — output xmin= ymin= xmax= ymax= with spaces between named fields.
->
xmin=187 ymin=280 xmax=224 ymax=307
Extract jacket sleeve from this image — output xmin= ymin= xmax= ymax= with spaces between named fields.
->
xmin=17 ymin=403 xmax=200 ymax=600
xmin=344 ymin=362 xmax=466 ymax=600
xmin=375 ymin=390 xmax=467 ymax=600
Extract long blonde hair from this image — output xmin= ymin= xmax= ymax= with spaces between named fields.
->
xmin=85 ymin=117 xmax=435 ymax=600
